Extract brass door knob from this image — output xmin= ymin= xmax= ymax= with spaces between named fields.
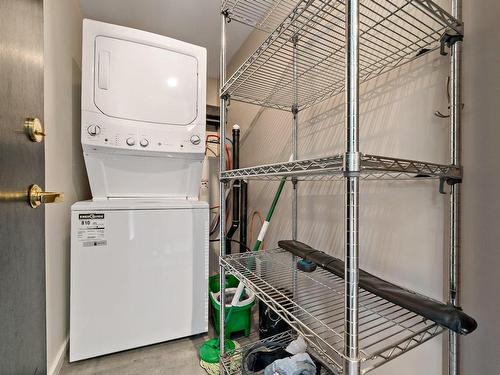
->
xmin=29 ymin=184 xmax=63 ymax=208
xmin=24 ymin=117 xmax=46 ymax=142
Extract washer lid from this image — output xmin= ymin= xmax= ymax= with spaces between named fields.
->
xmin=94 ymin=36 xmax=199 ymax=125
xmin=71 ymin=199 xmax=208 ymax=211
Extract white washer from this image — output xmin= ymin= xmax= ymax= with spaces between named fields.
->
xmin=70 ymin=199 xmax=208 ymax=362
xmin=70 ymin=20 xmax=209 ymax=361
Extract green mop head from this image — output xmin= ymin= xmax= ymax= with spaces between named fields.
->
xmin=199 ymin=338 xmax=236 ymax=363
xmin=199 ymin=338 xmax=238 ymax=375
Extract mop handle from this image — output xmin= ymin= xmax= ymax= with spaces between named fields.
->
xmin=225 ymin=155 xmax=292 ymax=325
xmin=229 ymin=281 xmax=246 ymax=306
xmin=252 ymin=154 xmax=292 ymax=251
xmin=252 ymin=176 xmax=286 ymax=251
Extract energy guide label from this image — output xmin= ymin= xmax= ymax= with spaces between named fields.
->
xmin=77 ymin=213 xmax=107 ymax=247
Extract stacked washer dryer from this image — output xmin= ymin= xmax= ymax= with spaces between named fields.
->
xmin=70 ymin=19 xmax=208 ymax=362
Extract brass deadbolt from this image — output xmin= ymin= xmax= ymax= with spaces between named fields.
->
xmin=24 ymin=117 xmax=45 ymax=142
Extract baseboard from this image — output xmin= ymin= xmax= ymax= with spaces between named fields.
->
xmin=48 ymin=337 xmax=69 ymax=375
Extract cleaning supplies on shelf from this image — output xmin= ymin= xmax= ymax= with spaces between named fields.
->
xmin=284 ymin=336 xmax=307 ymax=355
xmin=258 ymin=288 xmax=292 ymax=339
xmin=211 ymin=285 xmax=255 ymax=309
xmin=208 ymin=274 xmax=255 ymax=338
xmin=263 ymin=352 xmax=317 ymax=375
xmin=210 ymin=285 xmax=256 ymax=338
xmin=296 ymin=258 xmax=317 ymax=272
xmin=199 ymin=275 xmax=253 ymax=374
xmin=243 ymin=335 xmax=315 ymax=375
xmin=243 ymin=340 xmax=290 ymax=373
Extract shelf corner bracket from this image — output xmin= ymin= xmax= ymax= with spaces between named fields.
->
xmin=440 ymin=29 xmax=464 ymax=56
xmin=439 ymin=175 xmax=462 ymax=194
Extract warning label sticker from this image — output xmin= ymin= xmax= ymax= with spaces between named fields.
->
xmin=77 ymin=213 xmax=106 ymax=247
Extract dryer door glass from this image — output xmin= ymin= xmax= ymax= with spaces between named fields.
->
xmin=94 ymin=36 xmax=198 ymax=125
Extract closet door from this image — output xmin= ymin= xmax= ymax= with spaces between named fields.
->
xmin=0 ymin=0 xmax=46 ymax=373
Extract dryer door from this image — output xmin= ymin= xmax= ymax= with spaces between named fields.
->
xmin=94 ymin=36 xmax=199 ymax=125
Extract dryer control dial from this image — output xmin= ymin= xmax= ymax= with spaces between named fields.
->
xmin=126 ymin=137 xmax=136 ymax=146
xmin=87 ymin=124 xmax=101 ymax=136
xmin=140 ymin=138 xmax=149 ymax=148
xmin=190 ymin=134 xmax=201 ymax=145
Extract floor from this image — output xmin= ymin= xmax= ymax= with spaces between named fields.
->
xmin=60 ymin=333 xmax=209 ymax=375
xmin=60 ymin=286 xmax=258 ymax=375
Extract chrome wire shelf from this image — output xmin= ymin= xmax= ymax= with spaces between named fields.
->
xmin=221 ymin=0 xmax=463 ymax=111
xmin=221 ymin=249 xmax=445 ymax=374
xmin=221 ymin=331 xmax=337 ymax=375
xmin=220 ymin=153 xmax=461 ymax=181
xmin=221 ymin=0 xmax=299 ymax=33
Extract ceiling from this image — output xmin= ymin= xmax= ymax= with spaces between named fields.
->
xmin=80 ymin=0 xmax=251 ymax=78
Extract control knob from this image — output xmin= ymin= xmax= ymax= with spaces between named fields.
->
xmin=87 ymin=124 xmax=101 ymax=136
xmin=190 ymin=134 xmax=201 ymax=145
xmin=140 ymin=138 xmax=149 ymax=148
xmin=126 ymin=137 xmax=136 ymax=146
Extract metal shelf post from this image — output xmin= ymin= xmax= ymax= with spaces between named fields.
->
xmin=449 ymin=0 xmax=462 ymax=373
xmin=344 ymin=0 xmax=361 ymax=374
xmin=292 ymin=33 xmax=299 ymax=242
xmin=292 ymin=31 xmax=299 ymax=316
xmin=219 ymin=10 xmax=228 ymax=361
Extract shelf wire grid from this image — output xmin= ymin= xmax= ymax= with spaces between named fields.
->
xmin=220 ymin=153 xmax=462 ymax=181
xmin=222 ymin=0 xmax=300 ymax=32
xmin=221 ymin=249 xmax=445 ymax=374
xmin=221 ymin=0 xmax=462 ymax=111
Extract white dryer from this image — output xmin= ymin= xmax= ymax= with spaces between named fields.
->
xmin=70 ymin=19 xmax=208 ymax=362
xmin=80 ymin=19 xmax=206 ymax=200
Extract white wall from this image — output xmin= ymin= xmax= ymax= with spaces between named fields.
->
xmin=44 ymin=1 xmax=88 ymax=373
xmin=207 ymin=78 xmax=219 ymax=106
xmin=226 ymin=1 xmax=499 ymax=373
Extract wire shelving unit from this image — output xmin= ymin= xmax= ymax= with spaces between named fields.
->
xmin=217 ymin=0 xmax=464 ymax=374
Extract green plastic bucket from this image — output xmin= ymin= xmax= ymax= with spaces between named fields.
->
xmin=209 ymin=274 xmax=255 ymax=338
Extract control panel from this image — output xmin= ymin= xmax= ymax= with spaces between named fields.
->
xmin=82 ymin=111 xmax=205 ymax=154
